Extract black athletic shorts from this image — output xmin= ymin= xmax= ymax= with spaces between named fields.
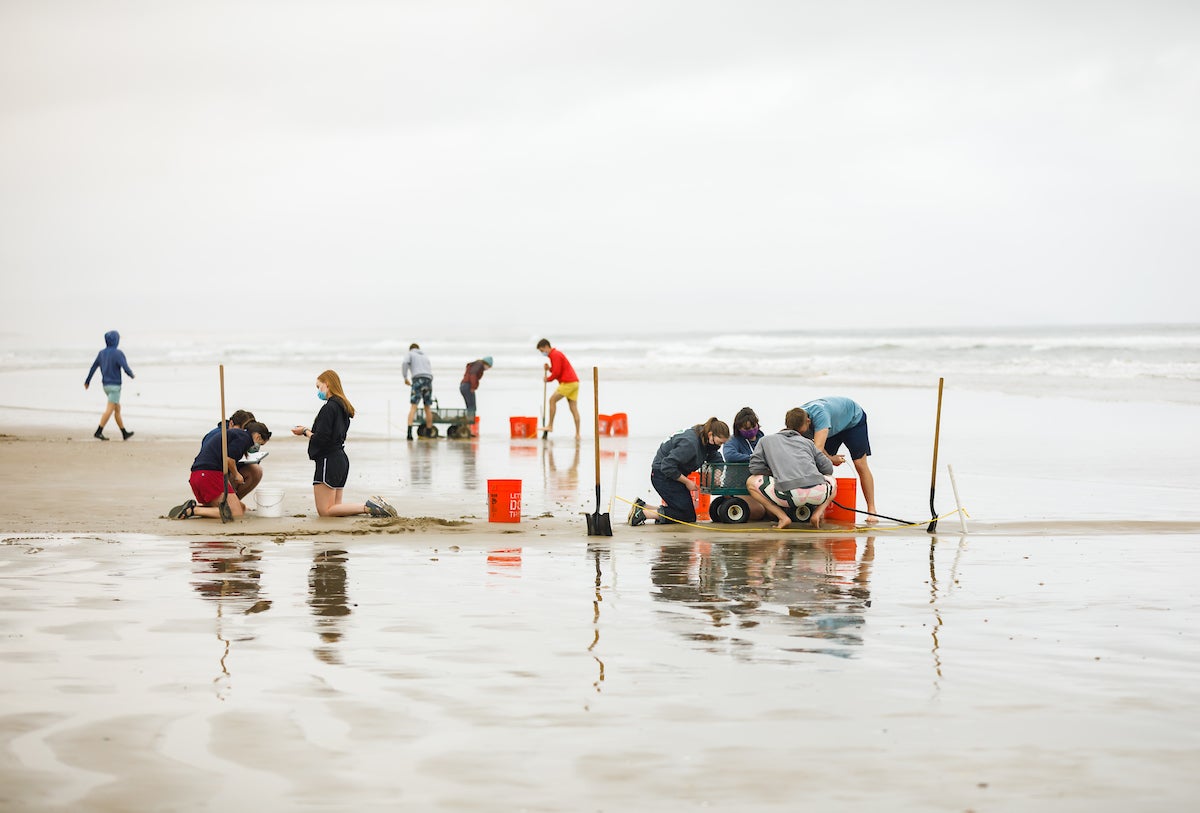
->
xmin=313 ymin=448 xmax=350 ymax=489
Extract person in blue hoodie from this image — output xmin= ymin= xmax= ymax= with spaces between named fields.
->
xmin=84 ymin=330 xmax=136 ymax=441
xmin=719 ymin=406 xmax=765 ymax=463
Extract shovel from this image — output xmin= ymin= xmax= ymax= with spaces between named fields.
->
xmin=218 ymin=364 xmax=232 ymax=524
xmin=541 ymin=373 xmax=549 ymax=440
xmin=585 ymin=366 xmax=612 ymax=536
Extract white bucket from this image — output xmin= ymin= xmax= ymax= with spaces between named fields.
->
xmin=255 ymin=487 xmax=285 ymax=518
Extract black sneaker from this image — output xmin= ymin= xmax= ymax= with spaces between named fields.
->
xmin=121 ymin=429 xmax=134 ymax=440
xmin=627 ymin=497 xmax=647 ymax=527
xmin=94 ymin=427 xmax=108 ymax=441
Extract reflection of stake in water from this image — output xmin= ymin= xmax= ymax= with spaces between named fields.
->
xmin=189 ymin=540 xmax=271 ymax=697
xmin=587 ymin=544 xmax=608 ymax=695
xmin=309 ymin=548 xmax=351 ymax=665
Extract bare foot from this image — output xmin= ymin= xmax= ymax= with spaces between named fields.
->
xmin=775 ymin=516 xmax=792 ymax=530
xmin=864 ymin=514 xmax=879 ymax=525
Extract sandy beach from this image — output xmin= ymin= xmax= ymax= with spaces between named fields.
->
xmin=3 ymin=338 xmax=1200 ymax=812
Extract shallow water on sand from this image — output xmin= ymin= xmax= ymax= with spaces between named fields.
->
xmin=3 ymin=531 xmax=1198 ymax=811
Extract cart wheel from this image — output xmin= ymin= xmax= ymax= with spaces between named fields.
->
xmin=709 ymin=497 xmax=727 ymax=523
xmin=724 ymin=497 xmax=751 ymax=523
xmin=416 ymin=424 xmax=428 ymax=437
xmin=447 ymin=424 xmax=461 ymax=439
xmin=792 ymin=504 xmax=812 ymax=522
xmin=426 ymin=424 xmax=440 ymax=438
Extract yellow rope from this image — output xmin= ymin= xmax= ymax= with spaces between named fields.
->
xmin=614 ymin=494 xmax=969 ymax=534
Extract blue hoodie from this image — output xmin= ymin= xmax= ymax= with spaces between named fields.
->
xmin=85 ymin=330 xmax=135 ymax=387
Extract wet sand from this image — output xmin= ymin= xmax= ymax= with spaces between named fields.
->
xmin=3 ymin=422 xmax=1200 ymax=810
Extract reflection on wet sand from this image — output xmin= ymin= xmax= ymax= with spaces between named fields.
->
xmin=542 ymin=441 xmax=580 ymax=503
xmin=189 ymin=540 xmax=271 ymax=695
xmin=587 ymin=542 xmax=608 ymax=694
xmin=308 ymin=548 xmax=351 ymax=665
xmin=650 ymin=537 xmax=875 ymax=658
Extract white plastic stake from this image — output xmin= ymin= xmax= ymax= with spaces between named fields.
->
xmin=948 ymin=463 xmax=967 ymax=534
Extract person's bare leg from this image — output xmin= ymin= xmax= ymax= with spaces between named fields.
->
xmin=236 ymin=464 xmax=263 ymax=499
xmin=746 ymin=478 xmax=790 ymax=529
xmin=568 ymin=400 xmax=581 ymax=440
xmin=852 ymin=456 xmax=878 ymax=524
xmin=112 ymin=403 xmax=126 ymax=431
xmin=99 ymin=402 xmax=116 ymax=428
xmin=314 ymin=484 xmax=366 ymax=517
xmin=194 ymin=492 xmax=247 ymax=519
xmin=542 ymin=393 xmax=561 ymax=433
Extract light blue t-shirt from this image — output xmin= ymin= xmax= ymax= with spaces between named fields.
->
xmin=801 ymin=397 xmax=863 ymax=435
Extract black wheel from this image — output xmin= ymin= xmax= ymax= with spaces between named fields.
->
xmin=709 ymin=497 xmax=728 ymax=523
xmin=724 ymin=497 xmax=751 ymax=524
xmin=447 ymin=424 xmax=462 ymax=439
xmin=426 ymin=425 xmax=440 ymax=438
xmin=791 ymin=504 xmax=812 ymax=522
xmin=416 ymin=424 xmax=429 ymax=437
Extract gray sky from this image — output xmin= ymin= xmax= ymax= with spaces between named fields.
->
xmin=2 ymin=1 xmax=1198 ymax=346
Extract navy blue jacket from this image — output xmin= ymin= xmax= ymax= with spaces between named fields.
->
xmin=85 ymin=330 xmax=134 ymax=387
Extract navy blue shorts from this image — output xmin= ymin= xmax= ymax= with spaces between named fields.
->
xmin=651 ymin=471 xmax=696 ymax=524
xmin=409 ymin=376 xmax=433 ymax=406
xmin=313 ymin=449 xmax=350 ymax=489
xmin=823 ymin=411 xmax=871 ymax=460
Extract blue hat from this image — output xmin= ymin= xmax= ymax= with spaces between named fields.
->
xmin=483 ymin=356 xmax=493 ymax=366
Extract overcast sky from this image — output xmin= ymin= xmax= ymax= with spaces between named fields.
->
xmin=2 ymin=1 xmax=1197 ymax=346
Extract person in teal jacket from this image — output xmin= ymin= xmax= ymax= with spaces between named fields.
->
xmin=800 ymin=396 xmax=877 ymax=523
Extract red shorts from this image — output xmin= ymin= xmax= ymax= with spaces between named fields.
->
xmin=189 ymin=470 xmax=231 ymax=504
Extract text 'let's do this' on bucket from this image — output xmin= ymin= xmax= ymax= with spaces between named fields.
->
xmin=487 ymin=479 xmax=522 ymax=523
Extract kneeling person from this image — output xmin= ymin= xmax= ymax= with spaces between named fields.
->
xmin=746 ymin=407 xmax=835 ymax=529
xmin=172 ymin=420 xmax=272 ymax=519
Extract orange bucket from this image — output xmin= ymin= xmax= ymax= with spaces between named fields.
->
xmin=688 ymin=472 xmax=710 ymax=521
xmin=824 ymin=477 xmax=857 ymax=523
xmin=487 ymin=479 xmax=522 ymax=522
xmin=508 ymin=416 xmax=536 ymax=439
xmin=610 ymin=412 xmax=628 ymax=436
xmin=597 ymin=414 xmax=613 ymax=435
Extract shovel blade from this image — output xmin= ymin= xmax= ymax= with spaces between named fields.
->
xmin=586 ymin=512 xmax=613 ymax=536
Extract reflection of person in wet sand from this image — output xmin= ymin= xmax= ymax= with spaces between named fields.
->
xmin=309 ymin=548 xmax=351 ymax=664
xmin=190 ymin=540 xmax=271 ymax=691
xmin=544 ymin=442 xmax=580 ymax=502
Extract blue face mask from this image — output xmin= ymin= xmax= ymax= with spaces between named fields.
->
xmin=317 ymin=390 xmax=327 ymax=401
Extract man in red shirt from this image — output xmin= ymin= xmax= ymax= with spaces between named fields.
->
xmin=536 ymin=338 xmax=581 ymax=440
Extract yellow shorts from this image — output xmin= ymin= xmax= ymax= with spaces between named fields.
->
xmin=556 ymin=382 xmax=580 ymax=401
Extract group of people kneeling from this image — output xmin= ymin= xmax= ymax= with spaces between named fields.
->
xmin=168 ymin=370 xmax=398 ymax=521
xmin=628 ymin=396 xmax=877 ymax=530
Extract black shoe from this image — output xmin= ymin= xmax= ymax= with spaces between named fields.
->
xmin=121 ymin=429 xmax=134 ymax=440
xmin=94 ymin=427 xmax=108 ymax=441
xmin=628 ymin=497 xmax=647 ymax=527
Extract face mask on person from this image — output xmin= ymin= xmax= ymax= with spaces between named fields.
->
xmin=540 ymin=349 xmax=549 ymax=356
xmin=317 ymin=390 xmax=327 ymax=401
xmin=738 ymin=428 xmax=757 ymax=439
